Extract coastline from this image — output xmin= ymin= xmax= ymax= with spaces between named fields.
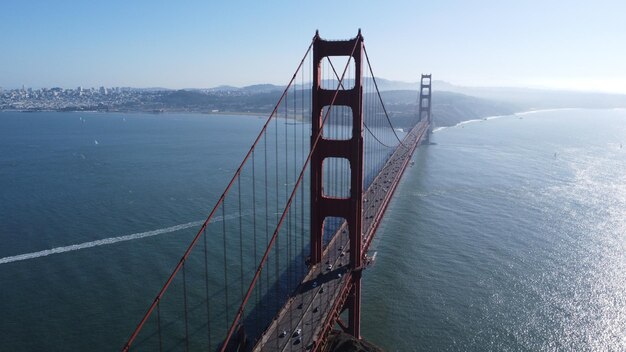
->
xmin=432 ymin=107 xmax=593 ymax=133
xmin=0 ymin=109 xmax=270 ymax=117
xmin=3 ymin=107 xmax=621 ymax=132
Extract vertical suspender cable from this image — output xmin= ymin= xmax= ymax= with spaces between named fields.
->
xmin=203 ymin=227 xmax=212 ymax=349
xmin=284 ymin=91 xmax=290 ymax=297
xmin=220 ymin=38 xmax=358 ymax=350
xmin=274 ymin=97 xmax=280 ymax=314
xmin=182 ymin=262 xmax=189 ymax=352
xmin=157 ymin=301 xmax=163 ymax=352
xmin=251 ymin=150 xmax=259 ymax=336
xmin=238 ymin=177 xmax=244 ymax=304
xmin=293 ymin=78 xmax=298 ymax=287
xmin=264 ymin=133 xmax=268 ymax=300
xmin=222 ymin=202 xmax=229 ymax=330
xmin=124 ymin=39 xmax=315 ymax=352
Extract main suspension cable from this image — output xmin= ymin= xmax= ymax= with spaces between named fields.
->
xmin=363 ymin=44 xmax=407 ymax=148
xmin=325 ymin=56 xmax=398 ymax=149
xmin=122 ymin=37 xmax=316 ymax=352
xmin=219 ymin=36 xmax=360 ymax=351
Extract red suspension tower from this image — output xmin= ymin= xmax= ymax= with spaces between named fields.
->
xmin=419 ymin=74 xmax=433 ymax=142
xmin=310 ymin=30 xmax=364 ymax=338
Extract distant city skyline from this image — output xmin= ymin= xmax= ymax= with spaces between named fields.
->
xmin=1 ymin=0 xmax=625 ymax=94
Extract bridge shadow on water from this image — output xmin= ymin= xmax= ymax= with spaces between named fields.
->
xmin=131 ymin=247 xmax=311 ymax=352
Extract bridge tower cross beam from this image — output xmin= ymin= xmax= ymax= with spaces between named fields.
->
xmin=310 ymin=30 xmax=364 ymax=339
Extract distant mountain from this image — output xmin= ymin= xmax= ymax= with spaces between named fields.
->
xmin=202 ymin=84 xmax=285 ymax=94
xmin=203 ymin=85 xmax=239 ymax=92
xmin=155 ymin=89 xmax=283 ymax=112
xmin=430 ymin=91 xmax=518 ymax=127
xmin=36 ymin=78 xmax=623 ymax=128
xmin=367 ymin=77 xmax=420 ymax=91
xmin=143 ymin=88 xmax=518 ymax=129
xmin=378 ymin=79 xmax=626 ymax=125
xmin=310 ymin=78 xmax=419 ymax=91
xmin=315 ymin=77 xmax=626 ymax=110
xmin=432 ymin=81 xmax=626 ymax=110
xmin=378 ymin=90 xmax=517 ymax=128
xmin=200 ymin=78 xmax=418 ymax=93
xmin=242 ymin=84 xmax=285 ymax=93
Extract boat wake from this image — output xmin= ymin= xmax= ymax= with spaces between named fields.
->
xmin=0 ymin=211 xmax=252 ymax=265
xmin=0 ymin=221 xmax=204 ymax=265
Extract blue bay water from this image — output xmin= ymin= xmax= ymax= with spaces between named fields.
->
xmin=362 ymin=109 xmax=626 ymax=351
xmin=0 ymin=112 xmax=270 ymax=350
xmin=0 ymin=109 xmax=624 ymax=350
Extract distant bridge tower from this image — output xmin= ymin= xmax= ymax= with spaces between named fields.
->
xmin=310 ymin=30 xmax=364 ymax=338
xmin=418 ymin=74 xmax=432 ymax=142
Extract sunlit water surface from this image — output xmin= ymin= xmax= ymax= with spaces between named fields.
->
xmin=362 ymin=109 xmax=626 ymax=351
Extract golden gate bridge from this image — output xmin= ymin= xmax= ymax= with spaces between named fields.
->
xmin=123 ymin=30 xmax=432 ymax=352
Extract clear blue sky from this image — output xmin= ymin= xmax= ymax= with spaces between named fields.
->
xmin=1 ymin=0 xmax=625 ymax=93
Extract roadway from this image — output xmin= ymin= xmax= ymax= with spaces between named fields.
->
xmin=253 ymin=120 xmax=429 ymax=351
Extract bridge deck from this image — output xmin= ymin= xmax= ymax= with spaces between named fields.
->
xmin=253 ymin=120 xmax=429 ymax=351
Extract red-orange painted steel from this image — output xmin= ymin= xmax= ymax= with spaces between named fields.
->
xmin=221 ymin=33 xmax=360 ymax=352
xmin=419 ymin=74 xmax=433 ymax=142
xmin=310 ymin=30 xmax=364 ymax=339
xmin=314 ymin=120 xmax=429 ymax=352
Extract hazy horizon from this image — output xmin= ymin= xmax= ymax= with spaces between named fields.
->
xmin=4 ymin=78 xmax=626 ymax=97
xmin=1 ymin=1 xmax=625 ymax=93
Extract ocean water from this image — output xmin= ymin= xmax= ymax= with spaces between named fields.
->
xmin=0 ymin=109 xmax=624 ymax=351
xmin=0 ymin=112 xmax=268 ymax=350
xmin=362 ymin=109 xmax=626 ymax=351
